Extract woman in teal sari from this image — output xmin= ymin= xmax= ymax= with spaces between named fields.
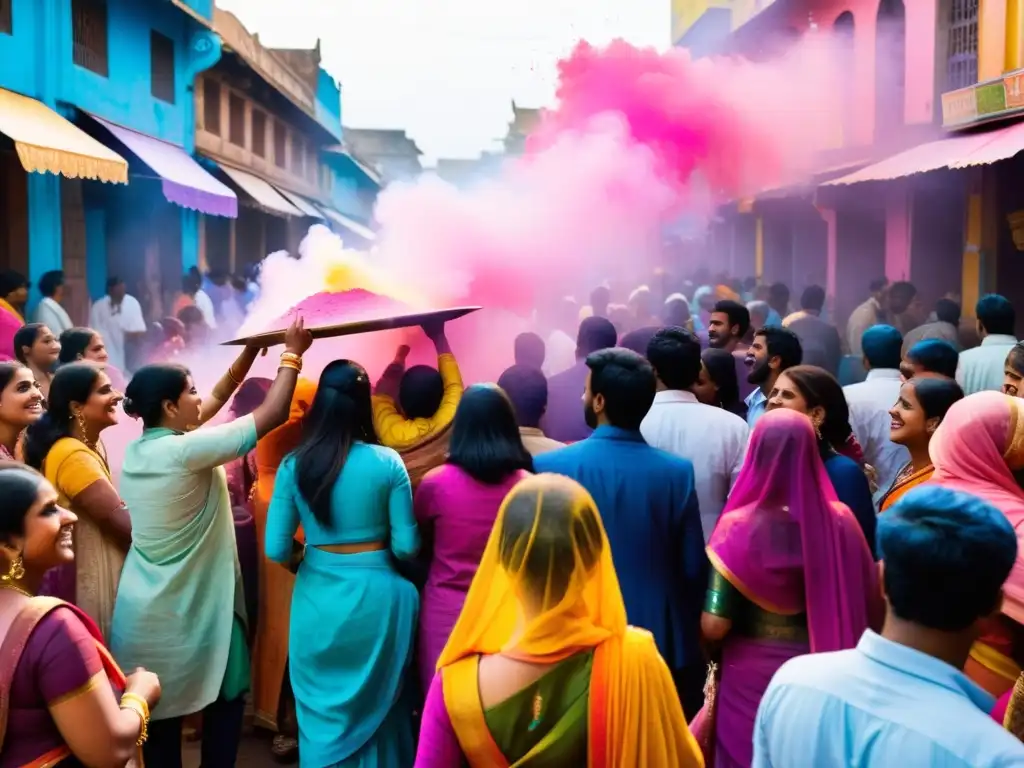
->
xmin=110 ymin=319 xmax=312 ymax=767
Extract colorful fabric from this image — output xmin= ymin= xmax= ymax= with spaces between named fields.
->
xmin=414 ymin=464 xmax=528 ymax=696
xmin=371 ymin=352 xmax=463 ymax=452
xmin=708 ymin=409 xmax=879 ymax=653
xmin=1 ymin=598 xmax=133 ymax=768
xmin=112 ymin=414 xmax=256 ymax=719
xmin=929 ymin=392 xmax=1024 ymax=624
xmin=418 ymin=473 xmax=703 ymax=767
xmin=879 ymin=462 xmax=934 ymax=512
xmin=0 ymin=299 xmax=23 ymax=362
xmin=251 ymin=378 xmax=316 ymax=730
xmin=42 ymin=438 xmax=124 ymax=640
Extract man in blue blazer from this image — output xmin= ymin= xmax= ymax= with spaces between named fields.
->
xmin=534 ymin=346 xmax=708 ymax=717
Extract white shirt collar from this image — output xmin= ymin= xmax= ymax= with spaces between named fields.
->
xmin=653 ymin=389 xmax=699 ymax=405
xmin=982 ymin=334 xmax=1018 ymax=347
xmin=866 ymin=368 xmax=902 ymax=381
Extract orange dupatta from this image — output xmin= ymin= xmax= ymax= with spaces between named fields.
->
xmin=436 ymin=474 xmax=703 ymax=768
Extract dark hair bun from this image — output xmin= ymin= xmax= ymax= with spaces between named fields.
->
xmin=122 ymin=397 xmax=139 ymax=419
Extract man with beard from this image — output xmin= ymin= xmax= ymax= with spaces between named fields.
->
xmin=709 ymin=299 xmax=755 ymax=399
xmin=535 ymin=347 xmax=707 ymax=717
xmin=744 ymin=326 xmax=802 ymax=427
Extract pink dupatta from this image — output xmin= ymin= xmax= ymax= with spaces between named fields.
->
xmin=929 ymin=392 xmax=1024 ymax=622
xmin=0 ymin=300 xmax=23 ymax=362
xmin=708 ymin=408 xmax=879 ymax=652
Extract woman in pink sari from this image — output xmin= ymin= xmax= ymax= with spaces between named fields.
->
xmin=694 ymin=408 xmax=881 ymax=767
xmin=929 ymin=391 xmax=1024 ymax=700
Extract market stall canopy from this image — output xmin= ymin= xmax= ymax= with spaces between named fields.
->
xmin=823 ymin=121 xmax=1024 ymax=185
xmin=224 ymin=288 xmax=480 ymax=346
xmin=273 ymin=186 xmax=325 ymax=219
xmin=0 ymin=88 xmax=127 ymax=184
xmin=317 ymin=205 xmax=376 ymax=242
xmin=89 ymin=115 xmax=237 ymax=217
xmin=215 ymin=163 xmax=304 ymax=217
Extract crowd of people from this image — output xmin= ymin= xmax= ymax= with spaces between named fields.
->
xmin=1 ymin=268 xmax=1024 ymax=767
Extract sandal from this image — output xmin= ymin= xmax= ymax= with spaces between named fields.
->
xmin=271 ymin=734 xmax=299 ymax=764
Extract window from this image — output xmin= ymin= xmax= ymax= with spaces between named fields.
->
xmin=202 ymin=78 xmax=221 ymax=134
xmin=228 ymin=93 xmax=245 ymax=146
xmin=291 ymin=134 xmax=305 ymax=177
xmin=150 ymin=30 xmax=175 ymax=103
xmin=72 ymin=0 xmax=108 ymax=77
xmin=0 ymin=0 xmax=12 ymax=35
xmin=948 ymin=0 xmax=978 ymax=91
xmin=306 ymin=145 xmax=318 ymax=183
xmin=274 ymin=121 xmax=287 ymax=168
xmin=251 ymin=110 xmax=267 ymax=158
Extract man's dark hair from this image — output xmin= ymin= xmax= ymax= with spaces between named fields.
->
xmin=862 ymin=324 xmax=903 ymax=370
xmin=976 ymin=293 xmax=1016 ymax=336
xmin=768 ymin=282 xmax=790 ymax=307
xmin=576 ymin=316 xmax=618 ymax=358
xmin=889 ymin=281 xmax=917 ymax=309
xmin=38 ymin=270 xmax=64 ymax=299
xmin=497 ymin=365 xmax=549 ymax=428
xmin=800 ymin=285 xmax=826 ymax=313
xmin=754 ymin=326 xmax=802 ymax=370
xmin=646 ymin=327 xmax=702 ymax=391
xmin=869 ymin=278 xmax=888 ymax=293
xmin=513 ymin=332 xmax=545 ymax=370
xmin=906 ymin=339 xmax=959 ymax=379
xmin=105 ymin=275 xmax=124 ymax=292
xmin=879 ymin=486 xmax=1017 ymax=632
xmin=400 ymin=366 xmax=443 ymax=420
xmin=585 ymin=347 xmax=656 ymax=431
xmin=177 ymin=305 xmax=204 ymax=326
xmin=935 ymin=298 xmax=961 ymax=326
xmin=712 ymin=300 xmax=750 ymax=337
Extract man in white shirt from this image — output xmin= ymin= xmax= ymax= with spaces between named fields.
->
xmin=844 ymin=324 xmax=909 ymax=499
xmin=34 ymin=270 xmax=74 ymax=334
xmin=641 ymin=327 xmax=748 ymax=541
xmin=846 ymin=278 xmax=888 ymax=356
xmin=753 ymin=486 xmax=1024 ymax=767
xmin=956 ymin=293 xmax=1017 ymax=395
xmin=89 ymin=276 xmax=147 ymax=373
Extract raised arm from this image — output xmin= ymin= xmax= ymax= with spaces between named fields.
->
xmin=251 ymin=318 xmax=314 ymax=438
xmin=200 ymin=345 xmax=261 ymax=425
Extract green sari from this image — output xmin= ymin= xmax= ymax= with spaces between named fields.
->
xmin=110 ymin=415 xmax=257 ymax=718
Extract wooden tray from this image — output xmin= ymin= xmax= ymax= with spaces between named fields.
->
xmin=222 ymin=306 xmax=482 ymax=346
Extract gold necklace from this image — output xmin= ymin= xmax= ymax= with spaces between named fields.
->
xmin=0 ymin=583 xmax=33 ymax=598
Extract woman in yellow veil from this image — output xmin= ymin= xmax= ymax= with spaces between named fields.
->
xmin=414 ymin=473 xmax=703 ymax=767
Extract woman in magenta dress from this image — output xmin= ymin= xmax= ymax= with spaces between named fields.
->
xmin=693 ymin=409 xmax=881 ymax=766
xmin=413 ymin=383 xmax=533 ymax=697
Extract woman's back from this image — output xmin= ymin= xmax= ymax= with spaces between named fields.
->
xmin=416 ymin=464 xmax=529 ymax=593
xmin=269 ymin=443 xmax=416 ymax=553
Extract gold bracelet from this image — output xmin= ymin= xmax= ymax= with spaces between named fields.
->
xmin=280 ymin=352 xmax=302 ymax=366
xmin=121 ymin=692 xmax=150 ymax=719
xmin=120 ymin=697 xmax=149 ymax=745
xmin=226 ymin=366 xmax=242 ymax=386
xmin=279 ymin=360 xmax=302 ymax=373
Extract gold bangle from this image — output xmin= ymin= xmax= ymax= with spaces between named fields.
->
xmin=120 ymin=698 xmax=149 ymax=745
xmin=226 ymin=366 xmax=242 ymax=386
xmin=280 ymin=352 xmax=302 ymax=366
xmin=279 ymin=361 xmax=302 ymax=373
xmin=121 ymin=692 xmax=150 ymax=719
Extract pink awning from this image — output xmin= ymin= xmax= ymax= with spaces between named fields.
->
xmin=823 ymin=121 xmax=1024 ymax=186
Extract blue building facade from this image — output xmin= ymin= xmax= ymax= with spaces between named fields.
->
xmin=0 ymin=0 xmax=231 ymax=321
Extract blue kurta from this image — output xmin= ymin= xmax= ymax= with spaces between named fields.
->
xmin=534 ymin=425 xmax=708 ymax=673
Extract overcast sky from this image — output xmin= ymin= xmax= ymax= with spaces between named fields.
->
xmin=217 ymin=0 xmax=670 ymax=163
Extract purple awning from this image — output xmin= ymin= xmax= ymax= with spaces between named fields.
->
xmin=91 ymin=115 xmax=237 ymax=218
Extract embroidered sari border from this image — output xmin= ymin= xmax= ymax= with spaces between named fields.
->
xmin=706 ymin=549 xmax=804 ymax=616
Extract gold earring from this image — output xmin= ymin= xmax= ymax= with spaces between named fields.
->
xmin=75 ymin=412 xmax=86 ymax=435
xmin=813 ymin=420 xmax=823 ymax=439
xmin=3 ymin=554 xmax=25 ymax=582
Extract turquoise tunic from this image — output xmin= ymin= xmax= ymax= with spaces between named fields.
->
xmin=110 ymin=414 xmax=257 ymax=719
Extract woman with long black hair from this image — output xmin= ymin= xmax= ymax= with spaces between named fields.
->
xmin=264 ymin=358 xmax=420 ymax=767
xmin=14 ymin=323 xmax=60 ymax=399
xmin=413 ymin=383 xmax=533 ymax=697
xmin=23 ymin=363 xmax=130 ymax=637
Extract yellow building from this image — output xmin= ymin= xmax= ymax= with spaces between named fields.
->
xmin=671 ymin=0 xmax=772 ymax=53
